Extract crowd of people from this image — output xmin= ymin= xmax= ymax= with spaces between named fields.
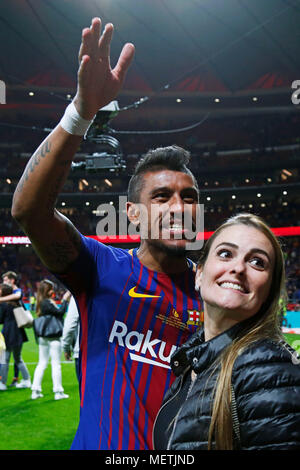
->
xmin=0 ymin=196 xmax=299 ymax=234
xmin=1 ymin=101 xmax=300 ymax=157
xmin=1 ymin=221 xmax=299 ymax=308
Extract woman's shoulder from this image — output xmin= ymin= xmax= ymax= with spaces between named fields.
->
xmin=233 ymin=337 xmax=300 ymax=449
xmin=234 ymin=337 xmax=300 ymax=367
xmin=39 ymin=298 xmax=53 ymax=311
xmin=233 ymin=337 xmax=300 ymax=392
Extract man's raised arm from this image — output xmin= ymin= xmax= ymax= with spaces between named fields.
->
xmin=11 ymin=18 xmax=134 ymax=274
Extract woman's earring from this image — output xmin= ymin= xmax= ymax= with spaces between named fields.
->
xmin=195 ymin=272 xmax=202 ymax=292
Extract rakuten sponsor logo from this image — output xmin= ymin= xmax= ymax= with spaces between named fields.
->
xmin=108 ymin=320 xmax=177 ymax=369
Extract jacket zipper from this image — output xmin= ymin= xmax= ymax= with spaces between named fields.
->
xmin=152 ymin=366 xmax=190 ymax=450
xmin=166 ymin=370 xmax=197 ymax=450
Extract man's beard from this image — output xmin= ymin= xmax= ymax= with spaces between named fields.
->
xmin=147 ymin=239 xmax=187 ymax=258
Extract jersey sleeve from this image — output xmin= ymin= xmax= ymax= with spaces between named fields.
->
xmin=13 ymin=288 xmax=22 ymax=299
xmin=51 ymin=233 xmax=102 ymax=297
xmin=51 ymin=233 xmax=126 ymax=298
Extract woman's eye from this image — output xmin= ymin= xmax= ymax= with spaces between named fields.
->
xmin=249 ymin=257 xmax=265 ymax=269
xmin=217 ymin=249 xmax=232 ymax=259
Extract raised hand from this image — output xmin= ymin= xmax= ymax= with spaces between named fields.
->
xmin=73 ymin=17 xmax=135 ymax=119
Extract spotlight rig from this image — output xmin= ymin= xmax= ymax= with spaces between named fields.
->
xmin=71 ymin=101 xmax=126 ymax=174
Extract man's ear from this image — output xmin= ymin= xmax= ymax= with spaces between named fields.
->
xmin=126 ymin=202 xmax=140 ymax=226
xmin=195 ymin=267 xmax=203 ymax=292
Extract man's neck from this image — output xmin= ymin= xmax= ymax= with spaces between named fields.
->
xmin=137 ymin=242 xmax=188 ymax=274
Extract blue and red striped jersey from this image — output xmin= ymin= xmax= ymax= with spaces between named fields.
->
xmin=57 ymin=234 xmax=202 ymax=450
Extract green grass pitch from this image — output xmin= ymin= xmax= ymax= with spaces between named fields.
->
xmin=0 ymin=327 xmax=80 ymax=450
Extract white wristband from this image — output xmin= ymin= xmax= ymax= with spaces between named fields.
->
xmin=60 ymin=101 xmax=94 ymax=136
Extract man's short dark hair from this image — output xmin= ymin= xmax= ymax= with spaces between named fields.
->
xmin=128 ymin=145 xmax=198 ymax=202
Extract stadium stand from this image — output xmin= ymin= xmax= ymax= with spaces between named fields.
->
xmin=0 ymin=111 xmax=299 ymax=310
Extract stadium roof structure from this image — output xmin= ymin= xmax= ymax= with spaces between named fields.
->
xmin=1 ymin=0 xmax=300 ymax=124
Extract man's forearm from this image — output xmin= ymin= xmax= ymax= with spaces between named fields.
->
xmin=0 ymin=293 xmax=20 ymax=302
xmin=12 ymin=124 xmax=82 ymax=224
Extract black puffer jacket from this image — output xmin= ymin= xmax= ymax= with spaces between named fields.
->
xmin=153 ymin=318 xmax=300 ymax=450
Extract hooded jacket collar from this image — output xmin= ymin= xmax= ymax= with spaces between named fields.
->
xmin=170 ymin=314 xmax=260 ymax=376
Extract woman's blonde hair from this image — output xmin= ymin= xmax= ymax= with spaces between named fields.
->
xmin=36 ymin=279 xmax=55 ymax=317
xmin=198 ymin=213 xmax=286 ymax=450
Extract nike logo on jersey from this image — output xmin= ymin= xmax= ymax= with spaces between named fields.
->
xmin=128 ymin=286 xmax=161 ymax=299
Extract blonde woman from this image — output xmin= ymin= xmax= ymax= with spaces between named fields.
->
xmin=31 ymin=279 xmax=71 ymax=400
xmin=153 ymin=213 xmax=300 ymax=450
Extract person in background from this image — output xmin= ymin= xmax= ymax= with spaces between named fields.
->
xmin=62 ymin=295 xmax=80 ymax=382
xmin=30 ymin=293 xmax=36 ymax=313
xmin=1 ymin=271 xmax=22 ymax=304
xmin=0 ymin=283 xmax=31 ymax=391
xmin=31 ymin=279 xmax=71 ymax=400
xmin=0 ymin=271 xmax=24 ymax=387
xmin=154 ymin=213 xmax=300 ymax=450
